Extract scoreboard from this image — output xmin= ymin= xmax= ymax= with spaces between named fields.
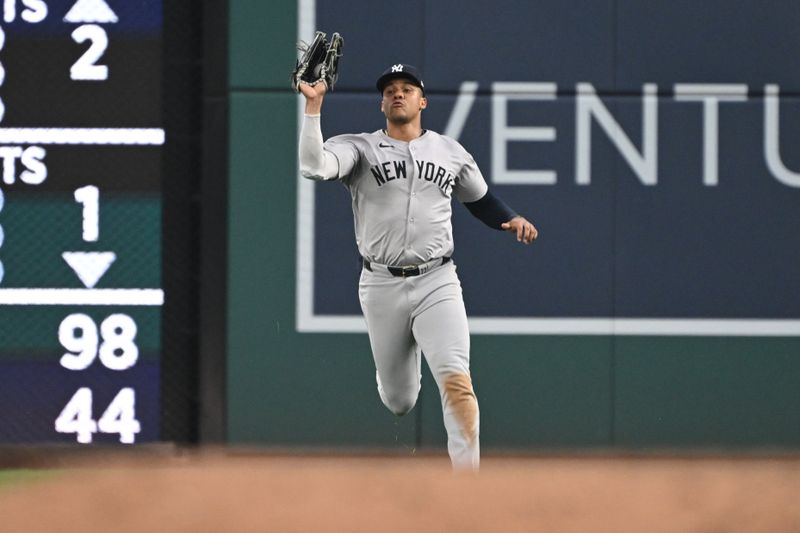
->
xmin=0 ymin=0 xmax=163 ymax=444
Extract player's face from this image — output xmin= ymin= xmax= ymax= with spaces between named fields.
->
xmin=380 ymin=80 xmax=427 ymax=124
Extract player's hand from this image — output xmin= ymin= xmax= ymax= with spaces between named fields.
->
xmin=299 ymin=81 xmax=327 ymax=114
xmin=501 ymin=216 xmax=538 ymax=244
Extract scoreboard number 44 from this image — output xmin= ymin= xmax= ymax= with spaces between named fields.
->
xmin=55 ymin=313 xmax=141 ymax=443
xmin=55 ymin=387 xmax=140 ymax=444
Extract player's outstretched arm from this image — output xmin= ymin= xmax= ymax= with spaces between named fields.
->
xmin=501 ymin=216 xmax=538 ymax=245
xmin=463 ymin=190 xmax=538 ymax=245
xmin=297 ymin=81 xmax=342 ymax=181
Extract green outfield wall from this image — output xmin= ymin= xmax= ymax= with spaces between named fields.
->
xmin=225 ymin=0 xmax=800 ymax=452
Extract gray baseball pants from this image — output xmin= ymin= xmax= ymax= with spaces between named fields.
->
xmin=358 ymin=259 xmax=480 ymax=470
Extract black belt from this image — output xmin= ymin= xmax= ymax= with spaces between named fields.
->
xmin=363 ymin=256 xmax=450 ymax=277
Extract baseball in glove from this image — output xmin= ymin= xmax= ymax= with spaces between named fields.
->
xmin=291 ymin=31 xmax=344 ymax=92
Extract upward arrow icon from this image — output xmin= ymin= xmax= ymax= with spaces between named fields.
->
xmin=62 ymin=252 xmax=116 ymax=288
xmin=64 ymin=0 xmax=118 ymax=23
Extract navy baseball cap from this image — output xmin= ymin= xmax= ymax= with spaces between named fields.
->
xmin=376 ymin=64 xmax=425 ymax=95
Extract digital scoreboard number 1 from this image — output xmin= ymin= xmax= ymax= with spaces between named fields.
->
xmin=0 ymin=0 xmax=164 ymax=445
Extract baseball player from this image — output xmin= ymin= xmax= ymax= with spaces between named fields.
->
xmin=298 ymin=64 xmax=537 ymax=470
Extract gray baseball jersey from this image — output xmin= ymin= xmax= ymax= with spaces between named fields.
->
xmin=323 ymin=129 xmax=488 ymax=266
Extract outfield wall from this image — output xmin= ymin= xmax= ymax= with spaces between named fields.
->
xmin=226 ymin=0 xmax=800 ymax=451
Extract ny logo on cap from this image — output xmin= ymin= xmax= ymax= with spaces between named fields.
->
xmin=391 ymin=64 xmax=404 ymax=72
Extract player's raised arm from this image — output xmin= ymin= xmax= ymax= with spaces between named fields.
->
xmin=292 ymin=31 xmax=346 ymax=180
xmin=297 ymin=82 xmax=340 ymax=181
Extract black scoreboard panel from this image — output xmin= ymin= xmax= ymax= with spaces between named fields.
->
xmin=0 ymin=0 xmax=163 ymax=444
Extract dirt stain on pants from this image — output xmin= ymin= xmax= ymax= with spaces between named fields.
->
xmin=443 ymin=373 xmax=478 ymax=444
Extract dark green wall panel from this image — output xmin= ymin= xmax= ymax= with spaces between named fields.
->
xmin=230 ymin=0 xmax=297 ymax=89
xmin=474 ymin=337 xmax=613 ymax=448
xmin=615 ymin=337 xmax=800 ymax=448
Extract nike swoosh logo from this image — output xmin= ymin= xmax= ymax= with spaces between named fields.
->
xmin=379 ymin=142 xmax=393 ymax=148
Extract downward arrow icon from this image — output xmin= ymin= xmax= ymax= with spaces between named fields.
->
xmin=62 ymin=252 xmax=116 ymax=288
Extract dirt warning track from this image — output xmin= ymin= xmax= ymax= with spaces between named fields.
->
xmin=1 ymin=453 xmax=799 ymax=533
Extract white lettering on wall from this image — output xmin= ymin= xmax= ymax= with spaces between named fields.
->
xmin=674 ymin=84 xmax=748 ymax=186
xmin=444 ymin=81 xmax=478 ymax=141
xmin=442 ymin=81 xmax=799 ymax=188
xmin=491 ymin=82 xmax=558 ymax=185
xmin=576 ymin=83 xmax=658 ymax=186
xmin=764 ymin=84 xmax=800 ymax=188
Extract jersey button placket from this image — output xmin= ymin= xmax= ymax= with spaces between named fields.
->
xmin=404 ymin=142 xmax=418 ymax=257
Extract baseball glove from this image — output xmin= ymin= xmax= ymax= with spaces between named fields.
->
xmin=291 ymin=31 xmax=344 ymax=92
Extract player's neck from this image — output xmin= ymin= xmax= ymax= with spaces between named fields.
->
xmin=384 ymin=121 xmax=423 ymax=142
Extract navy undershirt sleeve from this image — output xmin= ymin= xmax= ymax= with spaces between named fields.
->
xmin=463 ymin=190 xmax=519 ymax=230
